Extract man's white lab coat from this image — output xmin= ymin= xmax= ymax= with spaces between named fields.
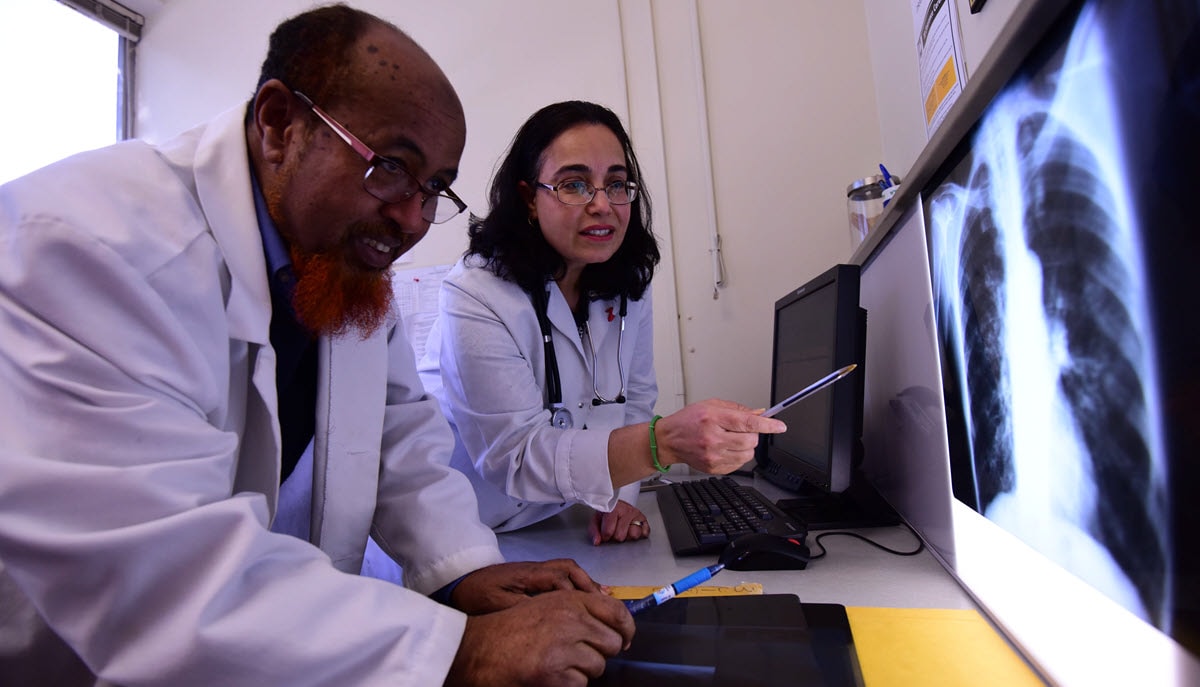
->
xmin=0 ymin=106 xmax=504 ymax=686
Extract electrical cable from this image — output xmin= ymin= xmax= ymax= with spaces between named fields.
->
xmin=804 ymin=520 xmax=925 ymax=561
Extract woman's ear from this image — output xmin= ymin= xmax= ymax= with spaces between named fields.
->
xmin=518 ymin=180 xmax=537 ymax=221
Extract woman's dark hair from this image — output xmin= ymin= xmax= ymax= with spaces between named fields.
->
xmin=253 ymin=4 xmax=398 ymax=108
xmin=467 ymin=101 xmax=660 ymax=301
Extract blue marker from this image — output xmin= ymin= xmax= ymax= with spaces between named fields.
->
xmin=879 ymin=163 xmax=894 ymax=189
xmin=625 ymin=563 xmax=725 ymax=616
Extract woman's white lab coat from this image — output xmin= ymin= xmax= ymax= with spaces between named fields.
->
xmin=0 ymin=106 xmax=504 ymax=686
xmin=419 ymin=257 xmax=657 ymax=531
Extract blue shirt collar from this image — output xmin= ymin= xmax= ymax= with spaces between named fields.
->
xmin=250 ymin=171 xmax=291 ymax=278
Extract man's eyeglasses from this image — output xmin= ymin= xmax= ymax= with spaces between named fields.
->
xmin=534 ymin=179 xmax=639 ymax=206
xmin=292 ymin=90 xmax=467 ymax=224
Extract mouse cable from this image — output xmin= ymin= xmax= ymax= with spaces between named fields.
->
xmin=805 ymin=520 xmax=925 ymax=560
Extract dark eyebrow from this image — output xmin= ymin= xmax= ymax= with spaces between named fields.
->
xmin=381 ymin=136 xmax=423 ymax=161
xmin=550 ymin=163 xmax=629 ymax=177
xmin=378 ymin=139 xmax=459 ymax=184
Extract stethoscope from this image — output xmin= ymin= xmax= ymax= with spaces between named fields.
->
xmin=532 ymin=286 xmax=627 ymax=429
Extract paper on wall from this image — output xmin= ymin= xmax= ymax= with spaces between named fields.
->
xmin=912 ymin=0 xmax=970 ymax=139
xmin=391 ymin=263 xmax=452 ymax=363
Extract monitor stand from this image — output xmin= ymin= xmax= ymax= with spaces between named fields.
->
xmin=772 ymin=475 xmax=900 ymax=531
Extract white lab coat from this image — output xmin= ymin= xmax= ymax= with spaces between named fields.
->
xmin=418 ymin=257 xmax=656 ymax=532
xmin=0 ymin=106 xmax=504 ymax=686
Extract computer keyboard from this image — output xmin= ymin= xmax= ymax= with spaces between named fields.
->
xmin=656 ymin=476 xmax=807 ymax=556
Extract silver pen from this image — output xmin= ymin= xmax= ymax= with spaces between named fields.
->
xmin=762 ymin=364 xmax=857 ymax=418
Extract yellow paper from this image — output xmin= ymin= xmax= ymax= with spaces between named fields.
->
xmin=608 ymin=583 xmax=763 ymax=600
xmin=846 ymin=607 xmax=1044 ymax=686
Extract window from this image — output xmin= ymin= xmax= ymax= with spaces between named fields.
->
xmin=0 ymin=0 xmax=141 ymax=185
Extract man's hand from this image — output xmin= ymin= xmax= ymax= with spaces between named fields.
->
xmin=588 ymin=499 xmax=650 ymax=545
xmin=445 ymin=589 xmax=635 ymax=687
xmin=450 ymin=559 xmax=602 ymax=615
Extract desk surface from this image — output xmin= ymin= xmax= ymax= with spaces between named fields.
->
xmin=497 ymin=474 xmax=974 ymax=611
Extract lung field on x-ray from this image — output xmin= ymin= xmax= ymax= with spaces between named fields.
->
xmin=1020 ymin=117 xmax=1166 ymax=621
xmin=954 ymin=160 xmax=1013 ymax=510
xmin=930 ymin=92 xmax=1169 ymax=627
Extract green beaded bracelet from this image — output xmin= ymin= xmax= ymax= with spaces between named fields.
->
xmin=649 ymin=414 xmax=669 ymax=474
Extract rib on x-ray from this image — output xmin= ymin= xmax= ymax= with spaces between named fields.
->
xmin=926 ymin=4 xmax=1171 ymax=630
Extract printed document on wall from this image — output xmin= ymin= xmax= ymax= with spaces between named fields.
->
xmin=391 ymin=263 xmax=451 ymax=364
xmin=912 ymin=0 xmax=969 ymax=139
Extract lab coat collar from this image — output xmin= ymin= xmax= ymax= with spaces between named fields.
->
xmin=543 ymin=281 xmax=587 ymax=361
xmin=190 ymin=105 xmax=280 ymax=515
xmin=192 ymin=105 xmax=272 ymax=347
xmin=543 ymin=283 xmax=624 ymax=359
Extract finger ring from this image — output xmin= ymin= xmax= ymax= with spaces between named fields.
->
xmin=632 ymin=520 xmax=645 ymax=527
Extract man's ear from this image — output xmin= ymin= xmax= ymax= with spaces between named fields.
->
xmin=252 ymin=79 xmax=302 ymax=165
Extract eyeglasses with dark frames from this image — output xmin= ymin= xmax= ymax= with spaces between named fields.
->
xmin=534 ymin=179 xmax=639 ymax=206
xmin=292 ymin=90 xmax=467 ymax=224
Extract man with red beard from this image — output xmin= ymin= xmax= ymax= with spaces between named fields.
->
xmin=0 ymin=5 xmax=633 ymax=687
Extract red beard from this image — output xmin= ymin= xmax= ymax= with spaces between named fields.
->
xmin=289 ymin=245 xmax=393 ymax=338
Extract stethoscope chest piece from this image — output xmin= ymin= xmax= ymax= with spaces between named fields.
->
xmin=550 ymin=406 xmax=574 ymax=429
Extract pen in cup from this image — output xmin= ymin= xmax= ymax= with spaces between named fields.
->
xmin=625 ymin=563 xmax=725 ymax=616
xmin=879 ymin=163 xmax=894 ymax=188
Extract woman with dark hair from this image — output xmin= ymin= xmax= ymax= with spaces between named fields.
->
xmin=419 ymin=101 xmax=784 ymax=544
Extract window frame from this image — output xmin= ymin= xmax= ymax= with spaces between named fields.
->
xmin=57 ymin=0 xmax=143 ymax=139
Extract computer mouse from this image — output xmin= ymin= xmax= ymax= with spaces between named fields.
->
xmin=719 ymin=532 xmax=811 ymax=571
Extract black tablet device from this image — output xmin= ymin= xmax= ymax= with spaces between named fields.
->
xmin=592 ymin=594 xmax=863 ymax=687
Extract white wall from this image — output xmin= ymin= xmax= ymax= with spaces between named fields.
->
xmin=654 ymin=2 xmax=881 ymax=408
xmin=652 ymin=0 xmax=1020 ymax=410
xmin=131 ymin=0 xmax=1020 ymax=416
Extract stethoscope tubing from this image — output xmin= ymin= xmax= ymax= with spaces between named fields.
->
xmin=584 ymin=308 xmax=626 ymax=406
xmin=533 ymin=285 xmax=627 ymax=429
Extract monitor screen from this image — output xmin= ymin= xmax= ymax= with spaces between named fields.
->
xmin=756 ymin=264 xmax=865 ymax=497
xmin=922 ymin=0 xmax=1199 ymax=659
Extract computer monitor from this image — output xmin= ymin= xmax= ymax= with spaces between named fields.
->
xmin=755 ymin=264 xmax=888 ymax=528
